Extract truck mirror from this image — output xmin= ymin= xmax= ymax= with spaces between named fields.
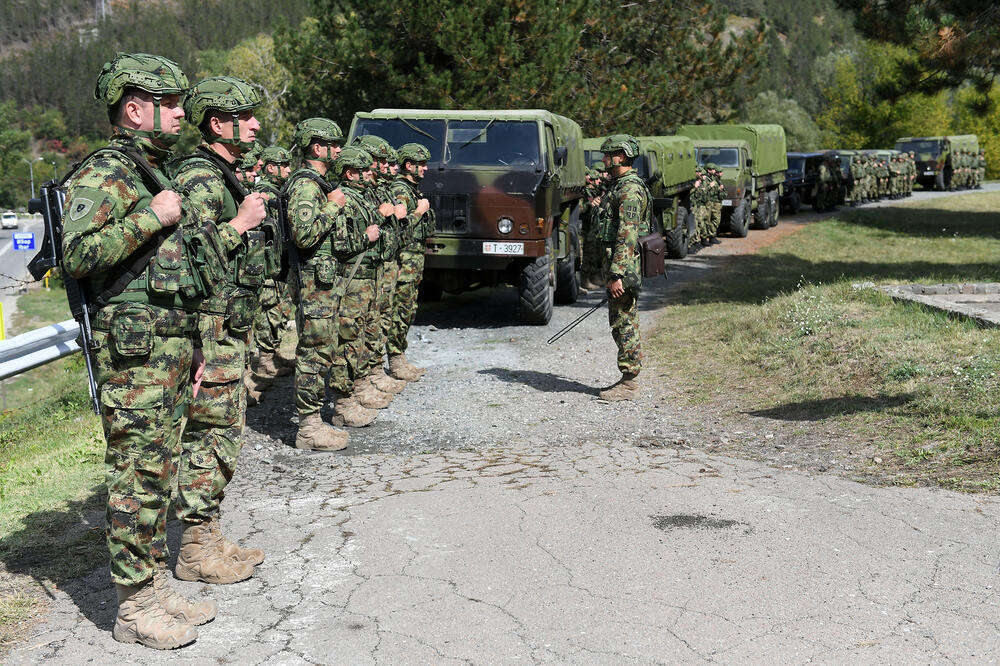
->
xmin=746 ymin=157 xmax=753 ymax=167
xmin=555 ymin=146 xmax=568 ymax=166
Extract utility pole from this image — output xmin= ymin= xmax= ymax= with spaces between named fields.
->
xmin=22 ymin=157 xmax=42 ymax=199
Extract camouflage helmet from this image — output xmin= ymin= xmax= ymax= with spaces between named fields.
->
xmin=385 ymin=146 xmax=399 ymax=165
xmin=95 ymin=52 xmax=188 ymax=142
xmin=333 ymin=146 xmax=373 ymax=177
xmin=292 ymin=118 xmax=344 ymax=149
xmin=600 ymin=134 xmax=640 ymax=159
xmin=262 ymin=145 xmax=292 ymax=165
xmin=184 ymin=76 xmax=261 ymax=149
xmin=239 ymin=141 xmax=263 ymax=171
xmin=397 ymin=143 xmax=431 ymax=164
xmin=353 ymin=134 xmax=391 ymax=161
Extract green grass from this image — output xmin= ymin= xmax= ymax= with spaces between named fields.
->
xmin=649 ymin=191 xmax=1000 ymax=491
xmin=0 ymin=285 xmax=104 ymax=649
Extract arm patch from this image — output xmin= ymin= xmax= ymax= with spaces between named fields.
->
xmin=63 ymin=187 xmax=113 ymax=234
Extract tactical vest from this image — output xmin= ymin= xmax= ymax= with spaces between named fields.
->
xmin=341 ymin=185 xmax=378 ymax=275
xmin=597 ymin=171 xmax=652 ymax=244
xmin=390 ymin=177 xmax=435 ymax=248
xmin=66 ymin=142 xmax=206 ymax=310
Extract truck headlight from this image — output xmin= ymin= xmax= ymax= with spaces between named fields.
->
xmin=497 ymin=216 xmax=514 ymax=234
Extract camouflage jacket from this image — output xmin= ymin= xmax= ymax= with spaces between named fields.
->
xmin=357 ymin=181 xmax=396 ymax=267
xmin=171 ymin=143 xmax=266 ymax=315
xmin=336 ymin=181 xmax=379 ymax=272
xmin=707 ymin=171 xmax=725 ymax=203
xmin=285 ymin=167 xmax=365 ymax=266
xmin=61 ymin=134 xmax=221 ymax=311
xmin=389 ymin=176 xmax=435 ymax=251
xmin=691 ymin=168 xmax=710 ymax=206
xmin=598 ymin=169 xmax=651 ymax=287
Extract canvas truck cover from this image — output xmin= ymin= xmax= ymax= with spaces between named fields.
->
xmin=678 ymin=124 xmax=788 ymax=177
xmin=896 ymin=135 xmax=979 ymax=154
xmin=642 ymin=136 xmax=697 ymax=190
xmin=352 ymin=108 xmax=585 ymax=189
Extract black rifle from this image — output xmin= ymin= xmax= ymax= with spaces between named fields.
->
xmin=546 ymin=297 xmax=608 ymax=345
xmin=28 ymin=180 xmax=101 ymax=414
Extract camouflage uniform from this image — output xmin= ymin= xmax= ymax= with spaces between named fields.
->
xmin=580 ymin=170 xmax=608 ymax=285
xmin=690 ymin=166 xmax=710 ymax=245
xmin=705 ymin=165 xmax=724 ymax=238
xmin=847 ymin=156 xmax=863 ymax=206
xmin=388 ymin=144 xmax=435 ymax=360
xmin=597 ymin=136 xmax=651 ymax=380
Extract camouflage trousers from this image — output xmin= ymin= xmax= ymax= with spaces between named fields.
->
xmin=708 ymin=202 xmax=722 ymax=237
xmin=294 ymin=261 xmax=341 ymax=416
xmin=93 ymin=303 xmax=195 ymax=586
xmin=252 ymin=279 xmax=293 ymax=355
xmin=388 ymin=248 xmax=425 ymax=356
xmin=176 ymin=312 xmax=249 ymax=525
xmin=607 ymin=289 xmax=641 ymax=375
xmin=365 ymin=261 xmax=399 ymax=372
xmin=329 ymin=275 xmax=376 ymax=394
xmin=693 ymin=204 xmax=710 ymax=243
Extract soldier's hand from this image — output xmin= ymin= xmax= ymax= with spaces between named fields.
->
xmin=378 ymin=202 xmax=394 ymax=217
xmin=365 ymin=224 xmax=381 ymax=242
xmin=150 ymin=190 xmax=183 ymax=227
xmin=394 ymin=203 xmax=407 ymax=220
xmin=591 ymin=196 xmax=602 ymax=207
xmin=231 ymin=192 xmax=267 ymax=234
xmin=416 ymin=198 xmax=431 ymax=216
xmin=607 ymin=278 xmax=624 ymax=299
xmin=328 ymin=188 xmax=347 ymax=206
xmin=192 ymin=348 xmax=206 ymax=398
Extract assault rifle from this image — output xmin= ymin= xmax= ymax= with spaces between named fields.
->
xmin=28 ymin=180 xmax=101 ymax=415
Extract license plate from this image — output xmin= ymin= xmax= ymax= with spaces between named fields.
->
xmin=721 ymin=199 xmax=733 ymax=206
xmin=483 ymin=242 xmax=524 ymax=255
xmin=924 ymin=170 xmax=934 ymax=175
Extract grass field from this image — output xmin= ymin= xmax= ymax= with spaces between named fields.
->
xmin=650 ymin=191 xmax=1000 ymax=490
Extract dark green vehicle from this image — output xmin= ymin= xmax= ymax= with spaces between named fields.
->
xmin=349 ymin=109 xmax=586 ymax=324
xmin=582 ymin=135 xmax=697 ymax=258
xmin=894 ymin=135 xmax=979 ymax=190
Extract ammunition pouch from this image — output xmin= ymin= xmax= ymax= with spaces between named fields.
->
xmin=225 ymin=289 xmax=256 ymax=333
xmin=260 ymin=218 xmax=284 ymax=280
xmin=312 ymin=255 xmax=339 ymax=290
xmin=95 ymin=302 xmax=197 ymax=357
xmin=236 ymin=229 xmax=266 ymax=289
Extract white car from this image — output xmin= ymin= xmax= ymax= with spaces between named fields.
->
xmin=1 ymin=211 xmax=17 ymax=229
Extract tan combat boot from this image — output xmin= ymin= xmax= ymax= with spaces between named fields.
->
xmin=295 ymin=412 xmax=349 ymax=452
xmin=354 ymin=376 xmax=393 ymax=409
xmin=206 ymin=515 xmax=265 ymax=566
xmin=388 ymin=354 xmax=422 ymax=381
xmin=599 ymin=373 xmax=640 ymax=401
xmin=258 ymin=351 xmax=292 ymax=378
xmin=275 ymin=348 xmax=296 ymax=370
xmin=333 ymin=394 xmax=377 ymax=427
xmin=113 ymin=581 xmax=198 ymax=649
xmin=371 ymin=365 xmax=407 ymax=394
xmin=244 ymin=371 xmax=270 ymax=405
xmin=175 ymin=522 xmax=254 ymax=584
xmin=401 ymin=354 xmax=426 ymax=378
xmin=153 ymin=561 xmax=217 ymax=626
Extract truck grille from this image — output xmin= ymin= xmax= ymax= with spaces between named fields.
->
xmin=432 ymin=194 xmax=470 ymax=235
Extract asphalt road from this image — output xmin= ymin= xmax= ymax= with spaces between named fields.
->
xmin=6 ymin=186 xmax=1000 ymax=664
xmin=0 ymin=215 xmax=46 ymax=337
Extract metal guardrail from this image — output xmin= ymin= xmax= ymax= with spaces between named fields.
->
xmin=0 ymin=318 xmax=80 ymax=380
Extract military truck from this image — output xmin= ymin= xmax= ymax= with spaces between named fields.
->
xmin=894 ymin=135 xmax=979 ymax=190
xmin=349 ymin=109 xmax=586 ymax=325
xmin=678 ymin=124 xmax=787 ymax=237
xmin=781 ymin=152 xmax=844 ymax=213
xmin=824 ymin=149 xmax=859 ymax=205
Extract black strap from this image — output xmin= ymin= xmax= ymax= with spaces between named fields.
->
xmin=284 ymin=168 xmax=334 ymax=196
xmin=193 ymin=146 xmax=249 ymax=204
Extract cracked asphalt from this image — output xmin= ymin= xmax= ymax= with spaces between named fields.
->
xmin=8 ymin=188 xmax=1000 ymax=663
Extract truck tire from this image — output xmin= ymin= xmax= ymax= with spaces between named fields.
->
xmin=554 ymin=226 xmax=580 ymax=304
xmin=729 ymin=198 xmax=749 ymax=238
xmin=754 ymin=196 xmax=770 ymax=230
xmin=665 ymin=206 xmax=689 ymax=259
xmin=518 ymin=255 xmax=553 ymax=325
xmin=769 ymin=190 xmax=780 ymax=226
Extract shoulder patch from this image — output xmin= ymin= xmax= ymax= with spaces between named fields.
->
xmin=69 ymin=196 xmax=96 ymax=222
xmin=296 ymin=201 xmax=317 ymax=222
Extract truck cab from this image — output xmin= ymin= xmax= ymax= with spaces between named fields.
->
xmin=349 ymin=109 xmax=585 ymax=324
xmin=690 ymin=139 xmax=753 ymax=236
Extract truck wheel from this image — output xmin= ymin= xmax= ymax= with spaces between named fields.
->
xmin=554 ymin=227 xmax=580 ymax=304
xmin=789 ymin=191 xmax=801 ymax=215
xmin=769 ymin=191 xmax=780 ymax=226
xmin=518 ymin=255 xmax=553 ymax=325
xmin=754 ymin=196 xmax=770 ymax=230
xmin=665 ymin=206 xmax=689 ymax=259
xmin=729 ymin=199 xmax=749 ymax=238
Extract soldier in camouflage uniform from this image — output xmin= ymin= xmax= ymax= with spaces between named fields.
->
xmin=285 ymin=118 xmax=370 ymax=446
xmin=690 ymin=165 xmax=710 ymax=247
xmin=814 ymin=156 xmax=838 ymax=211
xmin=387 ymin=142 xmax=434 ymax=381
xmin=704 ymin=163 xmax=724 ymax=242
xmin=236 ymin=141 xmax=263 ymax=185
xmin=246 ymin=145 xmax=295 ymax=399
xmin=170 ymin=77 xmax=270 ymax=587
xmin=847 ymin=155 xmax=863 ymax=206
xmin=327 ymin=146 xmax=395 ymax=424
xmin=353 ymin=134 xmax=408 ymax=403
xmin=596 ymin=135 xmax=651 ymax=401
xmin=62 ymin=53 xmax=223 ymax=649
xmin=579 ymin=168 xmax=607 ymax=289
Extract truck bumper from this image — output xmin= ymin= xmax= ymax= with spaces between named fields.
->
xmin=425 ymin=237 xmax=547 ymax=271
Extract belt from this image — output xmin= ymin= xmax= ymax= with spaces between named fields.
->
xmin=93 ymin=304 xmax=198 ymax=337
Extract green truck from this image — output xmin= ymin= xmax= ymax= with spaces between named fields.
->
xmin=582 ymin=135 xmax=697 ymax=258
xmin=894 ymin=135 xmax=979 ymax=190
xmin=349 ymin=109 xmax=586 ymax=324
xmin=678 ymin=124 xmax=787 ymax=237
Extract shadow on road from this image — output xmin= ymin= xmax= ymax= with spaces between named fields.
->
xmin=744 ymin=393 xmax=916 ymax=421
xmin=478 ymin=367 xmax=600 ymax=396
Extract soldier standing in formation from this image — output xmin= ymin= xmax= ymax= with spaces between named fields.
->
xmin=171 ymin=76 xmax=270 ymax=588
xmin=63 ymin=53 xmax=227 ymax=649
xmin=596 ymin=135 xmax=652 ymax=401
xmin=580 ymin=167 xmax=607 ymax=290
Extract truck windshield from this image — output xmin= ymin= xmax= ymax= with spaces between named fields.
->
xmin=696 ymin=147 xmax=739 ymax=168
xmin=786 ymin=157 xmax=805 ymax=176
xmin=444 ymin=120 xmax=541 ymax=167
xmin=353 ymin=119 xmax=446 ymax=162
xmin=895 ymin=139 xmax=941 ymax=156
xmin=584 ymin=150 xmax=604 ymax=168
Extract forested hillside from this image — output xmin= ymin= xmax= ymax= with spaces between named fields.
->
xmin=0 ymin=0 xmax=995 ymax=209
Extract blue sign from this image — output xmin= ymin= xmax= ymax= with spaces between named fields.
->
xmin=12 ymin=232 xmax=34 ymax=251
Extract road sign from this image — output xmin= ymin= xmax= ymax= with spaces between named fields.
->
xmin=12 ymin=232 xmax=34 ymax=251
